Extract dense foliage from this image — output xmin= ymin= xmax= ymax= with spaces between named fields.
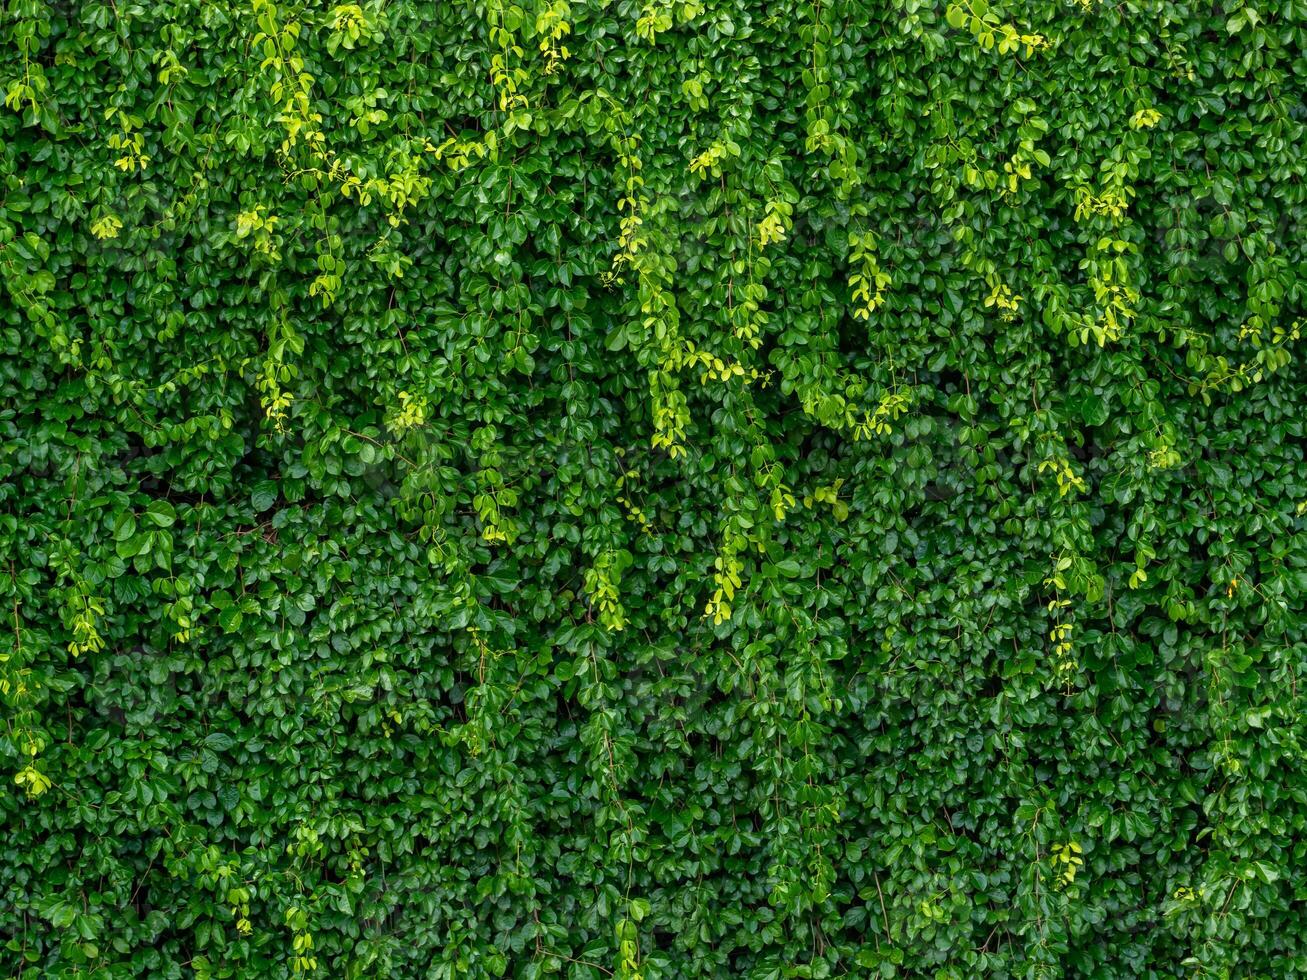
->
xmin=3 ymin=0 xmax=1306 ymax=976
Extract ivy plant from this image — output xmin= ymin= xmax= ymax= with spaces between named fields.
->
xmin=2 ymin=0 xmax=1305 ymax=977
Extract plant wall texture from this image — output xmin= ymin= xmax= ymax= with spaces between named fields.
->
xmin=2 ymin=0 xmax=1306 ymax=976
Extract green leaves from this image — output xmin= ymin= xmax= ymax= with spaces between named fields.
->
xmin=1 ymin=0 xmax=1305 ymax=976
xmin=144 ymin=500 xmax=177 ymax=527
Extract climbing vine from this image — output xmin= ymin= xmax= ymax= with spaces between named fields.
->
xmin=1 ymin=0 xmax=1305 ymax=976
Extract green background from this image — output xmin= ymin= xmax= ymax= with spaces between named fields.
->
xmin=2 ymin=0 xmax=1305 ymax=976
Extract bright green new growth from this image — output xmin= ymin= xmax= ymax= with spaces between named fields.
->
xmin=2 ymin=0 xmax=1305 ymax=976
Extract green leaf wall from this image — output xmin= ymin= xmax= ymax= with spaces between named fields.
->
xmin=2 ymin=0 xmax=1306 ymax=976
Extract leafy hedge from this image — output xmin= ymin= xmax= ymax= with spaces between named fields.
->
xmin=3 ymin=0 xmax=1306 ymax=976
